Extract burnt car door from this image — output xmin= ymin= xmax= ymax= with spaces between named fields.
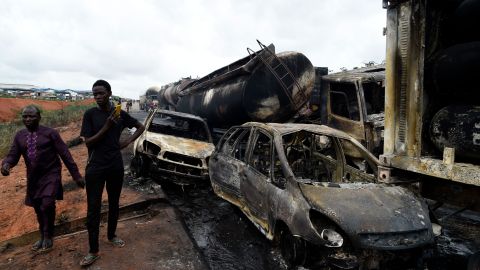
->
xmin=241 ymin=128 xmax=273 ymax=224
xmin=327 ymin=81 xmax=368 ymax=148
xmin=210 ymin=127 xmax=252 ymax=199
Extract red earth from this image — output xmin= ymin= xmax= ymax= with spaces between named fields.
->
xmin=0 ymin=97 xmax=95 ymax=123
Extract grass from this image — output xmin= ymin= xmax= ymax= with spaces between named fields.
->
xmin=0 ymin=103 xmax=95 ymax=158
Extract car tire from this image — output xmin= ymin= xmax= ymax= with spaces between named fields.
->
xmin=280 ymin=228 xmax=307 ymax=267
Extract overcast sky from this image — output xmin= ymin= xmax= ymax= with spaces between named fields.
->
xmin=0 ymin=0 xmax=386 ymax=99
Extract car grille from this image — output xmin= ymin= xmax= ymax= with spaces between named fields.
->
xmin=157 ymin=160 xmax=204 ymax=177
xmin=357 ymin=229 xmax=432 ymax=249
xmin=163 ymin=151 xmax=203 ymax=167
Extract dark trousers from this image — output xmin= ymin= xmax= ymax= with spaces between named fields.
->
xmin=85 ymin=169 xmax=124 ymax=253
xmin=32 ymin=197 xmax=56 ymax=239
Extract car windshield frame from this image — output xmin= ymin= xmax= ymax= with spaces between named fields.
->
xmin=148 ymin=112 xmax=212 ymax=143
xmin=280 ymin=130 xmax=378 ymax=184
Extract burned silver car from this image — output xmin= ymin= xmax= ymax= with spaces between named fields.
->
xmin=131 ymin=109 xmax=214 ymax=184
xmin=209 ymin=122 xmax=435 ymax=269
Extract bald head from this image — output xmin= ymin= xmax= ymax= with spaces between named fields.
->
xmin=22 ymin=105 xmax=41 ymax=131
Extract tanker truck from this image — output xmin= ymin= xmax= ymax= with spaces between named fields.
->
xmin=155 ymin=40 xmax=315 ymax=129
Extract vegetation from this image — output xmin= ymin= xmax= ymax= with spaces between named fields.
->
xmin=0 ymin=103 xmax=94 ymax=158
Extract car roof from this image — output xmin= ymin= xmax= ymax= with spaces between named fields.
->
xmin=239 ymin=122 xmax=381 ymax=165
xmin=155 ymin=109 xmax=207 ymax=123
xmin=240 ymin=122 xmax=351 ymax=138
xmin=322 ymin=64 xmax=385 ymax=83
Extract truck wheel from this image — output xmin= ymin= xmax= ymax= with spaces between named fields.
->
xmin=280 ymin=228 xmax=307 ymax=267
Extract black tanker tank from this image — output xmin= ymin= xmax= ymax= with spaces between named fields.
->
xmin=157 ymin=41 xmax=315 ymax=128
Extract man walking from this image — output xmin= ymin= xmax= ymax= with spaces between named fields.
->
xmin=1 ymin=105 xmax=85 ymax=253
xmin=79 ymin=80 xmax=145 ymax=266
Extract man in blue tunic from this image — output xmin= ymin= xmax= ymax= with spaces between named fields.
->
xmin=1 ymin=105 xmax=85 ymax=253
xmin=79 ymin=80 xmax=145 ymax=266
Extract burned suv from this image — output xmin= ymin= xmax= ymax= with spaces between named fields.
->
xmin=209 ymin=122 xmax=435 ymax=269
xmin=131 ymin=109 xmax=214 ymax=184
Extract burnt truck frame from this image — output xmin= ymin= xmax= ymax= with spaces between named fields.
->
xmin=309 ymin=65 xmax=385 ymax=156
xmin=382 ymin=0 xmax=480 ymax=266
xmin=381 ymin=0 xmax=480 ymax=211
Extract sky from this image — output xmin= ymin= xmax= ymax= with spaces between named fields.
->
xmin=0 ymin=0 xmax=386 ymax=99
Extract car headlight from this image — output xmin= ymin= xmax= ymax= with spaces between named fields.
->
xmin=310 ymin=210 xmax=344 ymax=248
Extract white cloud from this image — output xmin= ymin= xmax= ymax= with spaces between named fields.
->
xmin=0 ymin=0 xmax=386 ymax=99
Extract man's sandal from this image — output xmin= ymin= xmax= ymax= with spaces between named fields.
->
xmin=80 ymin=253 xmax=100 ymax=267
xmin=31 ymin=240 xmax=42 ymax=251
xmin=108 ymin=237 xmax=125 ymax=248
xmin=37 ymin=239 xmax=53 ymax=254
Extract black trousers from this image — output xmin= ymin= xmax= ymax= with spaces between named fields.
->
xmin=85 ymin=169 xmax=124 ymax=253
xmin=32 ymin=197 xmax=56 ymax=239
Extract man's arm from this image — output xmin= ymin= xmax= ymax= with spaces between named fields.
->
xmin=51 ymin=130 xmax=85 ymax=188
xmin=82 ymin=110 xmax=117 ymax=148
xmin=84 ymin=117 xmax=116 ymax=148
xmin=119 ymin=121 xmax=145 ymax=149
xmin=1 ymin=134 xmax=21 ymax=176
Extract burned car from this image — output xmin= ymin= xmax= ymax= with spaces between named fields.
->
xmin=131 ymin=109 xmax=214 ymax=184
xmin=209 ymin=122 xmax=435 ymax=269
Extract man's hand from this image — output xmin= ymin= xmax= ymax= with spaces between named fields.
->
xmin=74 ymin=177 xmax=86 ymax=189
xmin=1 ymin=163 xmax=11 ymax=176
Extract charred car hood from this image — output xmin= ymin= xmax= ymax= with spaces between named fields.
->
xmin=146 ymin=131 xmax=215 ymax=158
xmin=299 ymin=182 xmax=434 ymax=248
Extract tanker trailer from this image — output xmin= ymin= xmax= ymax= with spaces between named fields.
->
xmin=157 ymin=40 xmax=315 ymax=128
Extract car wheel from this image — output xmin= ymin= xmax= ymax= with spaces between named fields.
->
xmin=468 ymin=251 xmax=480 ymax=270
xmin=280 ymin=228 xmax=307 ymax=267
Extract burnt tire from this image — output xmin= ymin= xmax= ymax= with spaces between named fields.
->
xmin=280 ymin=228 xmax=307 ymax=268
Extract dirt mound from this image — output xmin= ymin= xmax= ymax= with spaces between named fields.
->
xmin=0 ymin=98 xmax=95 ymax=123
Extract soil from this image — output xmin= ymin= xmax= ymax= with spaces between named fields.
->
xmin=0 ymin=204 xmax=207 ymax=270
xmin=0 ymin=97 xmax=94 ymax=123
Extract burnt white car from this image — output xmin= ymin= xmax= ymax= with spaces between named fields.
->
xmin=131 ymin=109 xmax=214 ymax=184
xmin=209 ymin=122 xmax=436 ymax=269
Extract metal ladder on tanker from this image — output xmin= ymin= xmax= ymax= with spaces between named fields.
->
xmin=247 ymin=40 xmax=306 ymax=110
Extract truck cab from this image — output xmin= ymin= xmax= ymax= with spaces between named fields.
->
xmin=319 ymin=65 xmax=385 ymax=156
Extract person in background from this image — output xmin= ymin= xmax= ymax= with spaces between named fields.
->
xmin=1 ymin=105 xmax=85 ymax=253
xmin=79 ymin=79 xmax=145 ymax=267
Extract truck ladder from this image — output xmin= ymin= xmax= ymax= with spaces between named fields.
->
xmin=247 ymin=40 xmax=306 ymax=110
